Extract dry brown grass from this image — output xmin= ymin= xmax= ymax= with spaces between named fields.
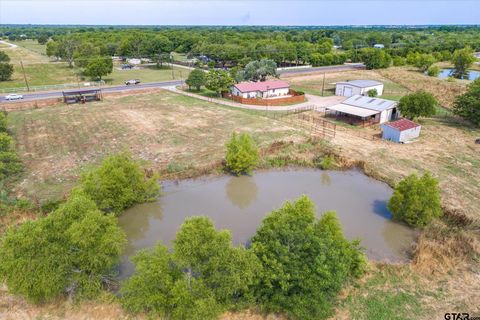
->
xmin=378 ymin=67 xmax=469 ymax=108
xmin=283 ymin=69 xmax=410 ymax=101
xmin=7 ymin=90 xmax=303 ymax=200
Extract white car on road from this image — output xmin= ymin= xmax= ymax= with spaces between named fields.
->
xmin=4 ymin=93 xmax=24 ymax=101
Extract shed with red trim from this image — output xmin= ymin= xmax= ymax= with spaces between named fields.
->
xmin=381 ymin=118 xmax=421 ymax=143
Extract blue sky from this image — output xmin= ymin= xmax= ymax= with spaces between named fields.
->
xmin=0 ymin=0 xmax=479 ymax=26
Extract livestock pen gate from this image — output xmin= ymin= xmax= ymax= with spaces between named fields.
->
xmin=62 ymin=89 xmax=102 ymax=104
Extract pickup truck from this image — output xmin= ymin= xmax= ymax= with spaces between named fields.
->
xmin=125 ymin=79 xmax=141 ymax=85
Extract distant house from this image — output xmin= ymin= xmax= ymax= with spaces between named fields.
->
xmin=231 ymin=80 xmax=290 ymax=99
xmin=374 ymin=44 xmax=385 ymax=49
xmin=335 ymin=80 xmax=384 ymax=97
xmin=327 ymin=95 xmax=399 ymax=125
xmin=127 ymin=58 xmax=141 ymax=65
xmin=381 ymin=119 xmax=421 ymax=143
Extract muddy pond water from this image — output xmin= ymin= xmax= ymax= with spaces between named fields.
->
xmin=118 ymin=169 xmax=416 ymax=279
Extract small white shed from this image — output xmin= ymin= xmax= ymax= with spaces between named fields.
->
xmin=335 ymin=80 xmax=384 ymax=97
xmin=381 ymin=119 xmax=421 ymax=143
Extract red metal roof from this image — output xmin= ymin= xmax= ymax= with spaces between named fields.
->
xmin=234 ymin=80 xmax=290 ymax=93
xmin=384 ymin=118 xmax=420 ymax=131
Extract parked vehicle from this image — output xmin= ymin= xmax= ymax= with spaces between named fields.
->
xmin=121 ymin=64 xmax=134 ymax=70
xmin=125 ymin=79 xmax=141 ymax=85
xmin=4 ymin=93 xmax=24 ymax=101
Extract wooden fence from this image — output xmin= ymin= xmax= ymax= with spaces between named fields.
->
xmin=225 ymin=90 xmax=306 ymax=106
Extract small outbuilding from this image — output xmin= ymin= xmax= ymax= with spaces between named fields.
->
xmin=326 ymin=95 xmax=399 ymax=126
xmin=63 ymin=89 xmax=102 ymax=104
xmin=381 ymin=119 xmax=421 ymax=143
xmin=335 ymin=80 xmax=384 ymax=97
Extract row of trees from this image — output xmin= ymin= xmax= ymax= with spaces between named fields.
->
xmin=3 ymin=25 xmax=479 ymax=57
xmin=32 ymin=26 xmax=478 ymax=72
xmin=122 ymin=196 xmax=366 ymax=319
xmin=0 ymin=153 xmax=160 ymax=302
xmin=0 ymin=112 xmax=22 ymax=180
xmin=0 ymin=51 xmax=14 ymax=81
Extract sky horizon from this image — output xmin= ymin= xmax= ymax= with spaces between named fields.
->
xmin=1 ymin=1 xmax=479 ymax=26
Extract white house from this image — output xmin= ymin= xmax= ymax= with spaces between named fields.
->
xmin=231 ymin=80 xmax=290 ymax=99
xmin=327 ymin=95 xmax=399 ymax=125
xmin=381 ymin=119 xmax=421 ymax=143
xmin=335 ymin=80 xmax=384 ymax=97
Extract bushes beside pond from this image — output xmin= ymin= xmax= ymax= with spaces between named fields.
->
xmin=388 ymin=172 xmax=442 ymax=227
xmin=0 ymin=152 xmax=159 ymax=303
xmin=225 ymin=132 xmax=259 ymax=175
xmin=75 ymin=153 xmax=159 ymax=215
xmin=122 ymin=196 xmax=366 ymax=320
xmin=0 ymin=193 xmax=126 ymax=303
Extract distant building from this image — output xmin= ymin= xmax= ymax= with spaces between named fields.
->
xmin=381 ymin=119 xmax=421 ymax=143
xmin=335 ymin=80 xmax=384 ymax=97
xmin=127 ymin=58 xmax=141 ymax=65
xmin=231 ymin=80 xmax=290 ymax=99
xmin=327 ymin=95 xmax=399 ymax=125
xmin=374 ymin=44 xmax=385 ymax=49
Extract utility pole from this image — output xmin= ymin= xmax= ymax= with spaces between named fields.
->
xmin=321 ymin=72 xmax=326 ymax=96
xmin=20 ymin=59 xmax=30 ymax=91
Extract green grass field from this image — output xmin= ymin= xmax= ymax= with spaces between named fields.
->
xmin=0 ymin=41 xmax=190 ymax=91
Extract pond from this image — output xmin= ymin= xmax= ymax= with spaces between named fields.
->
xmin=118 ymin=169 xmax=417 ymax=279
xmin=437 ymin=68 xmax=480 ymax=80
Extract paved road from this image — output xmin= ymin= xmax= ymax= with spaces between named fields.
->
xmin=0 ymin=63 xmax=363 ymax=103
xmin=0 ymin=80 xmax=185 ymax=103
xmin=278 ymin=63 xmax=365 ymax=75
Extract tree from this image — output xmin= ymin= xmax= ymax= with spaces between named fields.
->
xmin=57 ymin=37 xmax=79 ymax=67
xmin=367 ymin=88 xmax=378 ymax=97
xmin=205 ymin=69 xmax=234 ymax=96
xmin=0 ymin=132 xmax=22 ymax=179
xmin=427 ymin=65 xmax=441 ymax=77
xmin=392 ymin=56 xmax=406 ymax=66
xmin=173 ymin=216 xmax=260 ymax=306
xmin=451 ymin=47 xmax=475 ymax=78
xmin=388 ymin=172 xmax=442 ymax=227
xmin=0 ymin=51 xmax=10 ymax=62
xmin=0 ymin=63 xmax=14 ymax=81
xmin=0 ymin=193 xmax=126 ymax=303
xmin=0 ymin=112 xmax=7 ymax=132
xmin=453 ymin=78 xmax=480 ymax=126
xmin=397 ymin=90 xmax=437 ymax=120
xmin=121 ymin=216 xmax=259 ymax=318
xmin=240 ymin=59 xmax=278 ymax=82
xmin=121 ymin=245 xmax=221 ymax=320
xmin=83 ymin=56 xmax=113 ymax=80
xmin=361 ymin=48 xmax=391 ymax=69
xmin=413 ymin=54 xmax=436 ymax=72
xmin=76 ymin=153 xmax=159 ymax=215
xmin=46 ymin=40 xmax=60 ymax=60
xmin=251 ymin=196 xmax=365 ymax=319
xmin=37 ymin=34 xmax=49 ymax=45
xmin=185 ymin=68 xmax=206 ymax=91
xmin=225 ymin=132 xmax=259 ymax=176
